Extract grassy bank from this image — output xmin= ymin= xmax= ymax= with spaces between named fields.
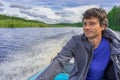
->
xmin=0 ymin=15 xmax=49 ymax=28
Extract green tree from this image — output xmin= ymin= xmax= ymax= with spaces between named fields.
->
xmin=107 ymin=6 xmax=120 ymax=31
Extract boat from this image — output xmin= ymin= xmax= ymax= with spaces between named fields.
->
xmin=28 ymin=63 xmax=73 ymax=80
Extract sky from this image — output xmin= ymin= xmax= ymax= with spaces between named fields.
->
xmin=0 ymin=0 xmax=120 ymax=24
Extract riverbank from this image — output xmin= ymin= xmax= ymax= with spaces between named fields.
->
xmin=0 ymin=14 xmax=119 ymax=32
xmin=0 ymin=14 xmax=82 ymax=28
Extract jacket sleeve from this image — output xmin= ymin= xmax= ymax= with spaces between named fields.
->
xmin=106 ymin=28 xmax=120 ymax=80
xmin=36 ymin=36 xmax=77 ymax=80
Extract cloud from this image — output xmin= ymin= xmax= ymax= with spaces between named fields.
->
xmin=20 ymin=10 xmax=46 ymax=18
xmin=55 ymin=11 xmax=75 ymax=17
xmin=54 ymin=5 xmax=99 ymax=23
xmin=30 ymin=7 xmax=60 ymax=19
xmin=0 ymin=8 xmax=4 ymax=11
xmin=0 ymin=0 xmax=115 ymax=24
xmin=0 ymin=2 xmax=4 ymax=6
xmin=0 ymin=1 xmax=99 ymax=24
xmin=10 ymin=4 xmax=31 ymax=9
xmin=19 ymin=6 xmax=61 ymax=23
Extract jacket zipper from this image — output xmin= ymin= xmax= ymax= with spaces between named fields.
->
xmin=82 ymin=47 xmax=94 ymax=80
xmin=78 ymin=44 xmax=94 ymax=80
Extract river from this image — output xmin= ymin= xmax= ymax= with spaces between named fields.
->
xmin=0 ymin=27 xmax=82 ymax=80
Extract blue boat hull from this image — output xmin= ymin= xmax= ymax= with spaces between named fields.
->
xmin=28 ymin=63 xmax=73 ymax=80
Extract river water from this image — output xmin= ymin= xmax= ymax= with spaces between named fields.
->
xmin=0 ymin=27 xmax=83 ymax=80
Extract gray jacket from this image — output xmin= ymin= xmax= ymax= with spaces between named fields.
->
xmin=36 ymin=28 xmax=120 ymax=80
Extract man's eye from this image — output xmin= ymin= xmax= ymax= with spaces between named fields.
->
xmin=89 ymin=22 xmax=96 ymax=25
xmin=83 ymin=23 xmax=87 ymax=26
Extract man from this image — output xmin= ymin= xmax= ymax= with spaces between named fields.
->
xmin=36 ymin=8 xmax=120 ymax=80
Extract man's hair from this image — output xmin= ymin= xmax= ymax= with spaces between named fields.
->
xmin=82 ymin=8 xmax=108 ymax=27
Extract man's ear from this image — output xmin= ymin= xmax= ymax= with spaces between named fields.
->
xmin=101 ymin=25 xmax=106 ymax=31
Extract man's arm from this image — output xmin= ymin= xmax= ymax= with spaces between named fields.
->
xmin=36 ymin=36 xmax=77 ymax=80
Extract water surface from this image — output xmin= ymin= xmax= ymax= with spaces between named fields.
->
xmin=0 ymin=27 xmax=82 ymax=80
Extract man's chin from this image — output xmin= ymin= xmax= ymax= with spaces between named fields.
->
xmin=85 ymin=35 xmax=94 ymax=39
xmin=85 ymin=34 xmax=92 ymax=38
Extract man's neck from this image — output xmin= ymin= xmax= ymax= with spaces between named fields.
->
xmin=88 ymin=36 xmax=102 ymax=49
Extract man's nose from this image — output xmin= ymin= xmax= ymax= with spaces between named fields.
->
xmin=84 ymin=24 xmax=91 ymax=29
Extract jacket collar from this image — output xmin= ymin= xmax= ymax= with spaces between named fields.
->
xmin=103 ymin=28 xmax=120 ymax=41
xmin=81 ymin=34 xmax=93 ymax=51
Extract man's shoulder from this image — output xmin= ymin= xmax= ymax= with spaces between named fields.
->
xmin=70 ymin=34 xmax=85 ymax=44
xmin=72 ymin=34 xmax=83 ymax=40
xmin=105 ymin=28 xmax=120 ymax=40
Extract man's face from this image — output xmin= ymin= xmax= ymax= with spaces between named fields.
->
xmin=83 ymin=17 xmax=105 ymax=39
